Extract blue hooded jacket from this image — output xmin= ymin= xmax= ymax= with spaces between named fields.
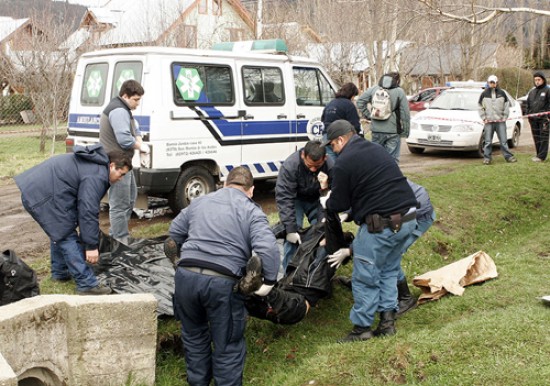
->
xmin=15 ymin=144 xmax=110 ymax=250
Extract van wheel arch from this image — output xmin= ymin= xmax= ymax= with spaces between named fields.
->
xmin=168 ymin=164 xmax=217 ymax=214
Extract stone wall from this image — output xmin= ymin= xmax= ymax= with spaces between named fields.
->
xmin=0 ymin=294 xmax=157 ymax=386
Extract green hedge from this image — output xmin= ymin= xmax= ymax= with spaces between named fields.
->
xmin=0 ymin=94 xmax=33 ymax=124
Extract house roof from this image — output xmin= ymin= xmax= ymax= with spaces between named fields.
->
xmin=81 ymin=0 xmax=196 ymax=46
xmin=0 ymin=17 xmax=29 ymax=43
xmin=68 ymin=0 xmax=254 ymax=48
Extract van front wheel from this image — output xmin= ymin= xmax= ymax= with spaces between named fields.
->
xmin=168 ymin=166 xmax=215 ymax=214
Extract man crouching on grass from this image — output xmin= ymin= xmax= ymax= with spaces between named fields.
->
xmin=15 ymin=144 xmax=132 ymax=295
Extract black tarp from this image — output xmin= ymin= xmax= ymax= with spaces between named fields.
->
xmin=94 ymin=233 xmax=176 ymax=316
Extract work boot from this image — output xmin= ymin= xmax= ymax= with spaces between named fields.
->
xmin=396 ymin=278 xmax=418 ymax=318
xmin=237 ymin=254 xmax=263 ymax=295
xmin=77 ymin=284 xmax=113 ymax=296
xmin=373 ymin=310 xmax=397 ymax=337
xmin=338 ymin=325 xmax=374 ymax=343
xmin=334 ymin=275 xmax=352 ymax=290
xmin=163 ymin=237 xmax=179 ymax=265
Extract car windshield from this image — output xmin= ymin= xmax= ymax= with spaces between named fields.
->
xmin=429 ymin=89 xmax=481 ymax=111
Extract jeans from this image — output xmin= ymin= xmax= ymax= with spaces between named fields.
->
xmin=371 ymin=132 xmax=401 ymax=162
xmin=350 ymin=219 xmax=416 ymax=328
xmin=173 ymin=268 xmax=246 ymax=386
xmin=108 ymin=170 xmax=137 ymax=243
xmin=398 ymin=211 xmax=436 ymax=282
xmin=483 ymin=122 xmax=514 ymax=160
xmin=282 ymin=199 xmax=320 ymax=271
xmin=50 ymin=231 xmax=98 ymax=290
xmin=529 ymin=119 xmax=549 ymax=161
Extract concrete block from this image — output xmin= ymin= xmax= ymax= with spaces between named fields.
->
xmin=0 ymin=294 xmax=157 ymax=385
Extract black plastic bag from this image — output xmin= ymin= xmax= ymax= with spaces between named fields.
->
xmin=0 ymin=249 xmax=40 ymax=306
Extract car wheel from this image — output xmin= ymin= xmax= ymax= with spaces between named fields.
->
xmin=477 ymin=134 xmax=485 ymax=158
xmin=507 ymin=123 xmax=520 ymax=148
xmin=168 ymin=166 xmax=216 ymax=214
xmin=407 ymin=146 xmax=425 ymax=154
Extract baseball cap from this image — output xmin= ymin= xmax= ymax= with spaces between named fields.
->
xmin=321 ymin=120 xmax=354 ymax=146
xmin=487 ymin=75 xmax=498 ymax=83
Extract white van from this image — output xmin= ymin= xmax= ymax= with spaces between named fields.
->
xmin=66 ymin=41 xmax=336 ymax=213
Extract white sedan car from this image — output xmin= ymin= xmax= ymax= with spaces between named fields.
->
xmin=406 ymin=86 xmax=522 ymax=157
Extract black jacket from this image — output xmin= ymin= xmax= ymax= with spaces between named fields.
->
xmin=321 ymin=97 xmax=361 ymax=134
xmin=275 ymin=149 xmax=334 ymax=233
xmin=326 ymin=135 xmax=416 ymax=223
xmin=527 ymin=73 xmax=550 ymax=122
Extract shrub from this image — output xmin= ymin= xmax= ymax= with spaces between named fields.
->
xmin=0 ymin=94 xmax=33 ymax=124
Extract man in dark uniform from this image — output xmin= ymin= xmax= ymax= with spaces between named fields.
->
xmin=170 ymin=166 xmax=279 ymax=386
xmin=526 ymin=72 xmax=550 ymax=162
xmin=320 ymin=120 xmax=417 ymax=342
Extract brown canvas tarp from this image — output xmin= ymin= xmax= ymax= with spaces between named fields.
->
xmin=413 ymin=250 xmax=498 ymax=304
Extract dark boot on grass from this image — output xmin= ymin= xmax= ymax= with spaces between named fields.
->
xmin=396 ymin=278 xmax=418 ymax=318
xmin=373 ymin=310 xmax=397 ymax=337
xmin=338 ymin=325 xmax=374 ymax=343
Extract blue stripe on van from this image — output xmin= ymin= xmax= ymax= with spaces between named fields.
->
xmin=68 ymin=114 xmax=151 ymax=133
xmin=254 ymin=163 xmax=265 ymax=173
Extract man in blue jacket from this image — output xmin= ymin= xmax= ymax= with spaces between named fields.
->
xmin=15 ymin=144 xmax=132 ymax=295
xmin=171 ymin=166 xmax=279 ymax=386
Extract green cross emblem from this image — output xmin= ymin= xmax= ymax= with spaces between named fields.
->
xmin=116 ymin=69 xmax=135 ymax=91
xmin=176 ymin=68 xmax=203 ymax=100
xmin=86 ymin=70 xmax=103 ymax=98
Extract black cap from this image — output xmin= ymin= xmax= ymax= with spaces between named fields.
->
xmin=321 ymin=119 xmax=354 ymax=146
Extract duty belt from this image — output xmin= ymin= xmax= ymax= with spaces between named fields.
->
xmin=365 ymin=207 xmax=416 ymax=233
xmin=184 ymin=266 xmax=236 ymax=280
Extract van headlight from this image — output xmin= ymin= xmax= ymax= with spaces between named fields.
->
xmin=410 ymin=121 xmax=420 ymax=131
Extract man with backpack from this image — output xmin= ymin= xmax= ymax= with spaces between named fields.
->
xmin=357 ymin=72 xmax=411 ymax=162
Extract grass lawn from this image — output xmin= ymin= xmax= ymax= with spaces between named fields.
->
xmin=34 ymin=154 xmax=550 ymax=385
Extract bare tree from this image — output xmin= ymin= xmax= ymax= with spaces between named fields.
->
xmin=415 ymin=0 xmax=550 ymax=22
xmin=2 ymin=6 xmax=79 ymax=154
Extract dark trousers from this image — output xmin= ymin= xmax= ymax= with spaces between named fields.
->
xmin=173 ymin=267 xmax=246 ymax=386
xmin=530 ymin=119 xmax=549 ymax=161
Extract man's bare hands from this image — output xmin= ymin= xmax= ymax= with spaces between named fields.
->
xmin=86 ymin=249 xmax=99 ymax=264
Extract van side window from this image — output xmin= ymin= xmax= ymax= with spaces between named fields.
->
xmin=172 ymin=63 xmax=233 ymax=105
xmin=242 ymin=67 xmax=284 ymax=105
xmin=293 ymin=67 xmax=334 ymax=106
xmin=111 ymin=61 xmax=143 ymax=99
xmin=80 ymin=63 xmax=108 ymax=106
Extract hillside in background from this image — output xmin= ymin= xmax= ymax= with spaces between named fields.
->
xmin=0 ymin=0 xmax=86 ymax=31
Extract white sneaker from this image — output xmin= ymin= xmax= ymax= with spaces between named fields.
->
xmin=532 ymin=157 xmax=542 ymax=162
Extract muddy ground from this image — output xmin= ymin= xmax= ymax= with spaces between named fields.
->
xmin=0 ymin=129 xmax=535 ymax=264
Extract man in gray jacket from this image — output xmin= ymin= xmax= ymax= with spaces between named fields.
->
xmin=100 ymin=79 xmax=148 ymax=244
xmin=357 ymin=72 xmax=410 ymax=162
xmin=478 ymin=75 xmax=517 ymax=165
